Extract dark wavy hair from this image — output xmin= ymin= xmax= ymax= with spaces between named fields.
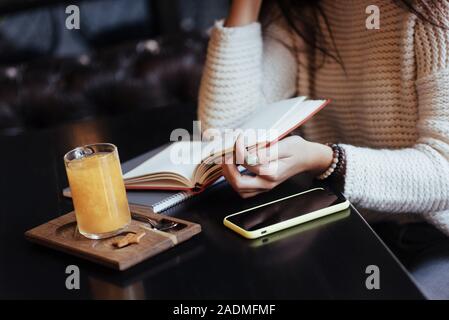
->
xmin=261 ymin=0 xmax=448 ymax=68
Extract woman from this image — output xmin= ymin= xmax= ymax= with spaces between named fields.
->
xmin=198 ymin=0 xmax=449 ymax=298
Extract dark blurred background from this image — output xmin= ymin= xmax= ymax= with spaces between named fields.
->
xmin=0 ymin=0 xmax=228 ymax=136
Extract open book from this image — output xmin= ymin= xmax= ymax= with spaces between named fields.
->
xmin=123 ymin=97 xmax=329 ymax=191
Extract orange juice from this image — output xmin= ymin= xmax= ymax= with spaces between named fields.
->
xmin=65 ymin=144 xmax=131 ymax=239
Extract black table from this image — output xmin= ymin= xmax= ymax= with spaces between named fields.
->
xmin=0 ymin=106 xmax=424 ymax=299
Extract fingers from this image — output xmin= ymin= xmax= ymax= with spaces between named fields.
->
xmin=242 ymin=161 xmax=279 ymax=177
xmin=222 ymin=160 xmax=277 ymax=197
xmin=233 ymin=135 xmax=272 ymax=167
xmin=234 ymin=134 xmax=271 ymax=165
xmin=221 ymin=134 xmax=295 ymax=198
xmin=235 ymin=134 xmax=246 ymax=166
xmin=241 ymin=145 xmax=281 ymax=176
xmin=234 ymin=134 xmax=301 ymax=165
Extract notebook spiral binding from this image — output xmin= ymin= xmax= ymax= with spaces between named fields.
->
xmin=152 ymin=191 xmax=195 ymax=213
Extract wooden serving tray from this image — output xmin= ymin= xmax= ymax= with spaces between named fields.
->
xmin=25 ymin=205 xmax=201 ymax=270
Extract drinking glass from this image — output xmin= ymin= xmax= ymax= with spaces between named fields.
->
xmin=64 ymin=143 xmax=131 ymax=239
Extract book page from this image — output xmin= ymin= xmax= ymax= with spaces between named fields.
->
xmin=123 ymin=142 xmax=201 ymax=182
xmin=274 ymin=99 xmax=327 ymax=138
xmin=241 ymin=96 xmax=307 ymax=133
xmin=202 ymin=97 xmax=308 ymax=160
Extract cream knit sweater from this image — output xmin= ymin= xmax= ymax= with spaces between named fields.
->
xmin=198 ymin=0 xmax=449 ymax=234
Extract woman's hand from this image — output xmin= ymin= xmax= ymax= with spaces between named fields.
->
xmin=225 ymin=0 xmax=263 ymax=27
xmin=222 ymin=135 xmax=334 ymax=198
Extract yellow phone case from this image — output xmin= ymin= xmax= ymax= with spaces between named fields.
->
xmin=223 ymin=188 xmax=350 ymax=239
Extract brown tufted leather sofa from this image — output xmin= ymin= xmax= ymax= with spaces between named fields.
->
xmin=0 ymin=32 xmax=207 ymax=136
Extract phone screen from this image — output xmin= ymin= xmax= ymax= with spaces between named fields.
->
xmin=227 ymin=188 xmax=345 ymax=231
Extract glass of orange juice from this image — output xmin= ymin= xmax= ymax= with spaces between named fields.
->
xmin=64 ymin=143 xmax=131 ymax=239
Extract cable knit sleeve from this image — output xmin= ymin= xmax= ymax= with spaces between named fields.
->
xmin=198 ymin=19 xmax=297 ymax=131
xmin=341 ymin=5 xmax=449 ymax=233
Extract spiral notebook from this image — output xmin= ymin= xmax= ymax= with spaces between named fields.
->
xmin=62 ymin=144 xmax=213 ymax=213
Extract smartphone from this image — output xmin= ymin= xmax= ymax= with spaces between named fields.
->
xmin=223 ymin=187 xmax=350 ymax=239
xmin=248 ymin=208 xmax=351 ymax=247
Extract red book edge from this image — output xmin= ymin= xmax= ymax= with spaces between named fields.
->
xmin=125 ymin=99 xmax=331 ymax=192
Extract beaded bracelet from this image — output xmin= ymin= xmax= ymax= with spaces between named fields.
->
xmin=316 ymin=144 xmax=340 ymax=180
xmin=332 ymin=145 xmax=346 ymax=181
xmin=316 ymin=143 xmax=347 ymax=193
